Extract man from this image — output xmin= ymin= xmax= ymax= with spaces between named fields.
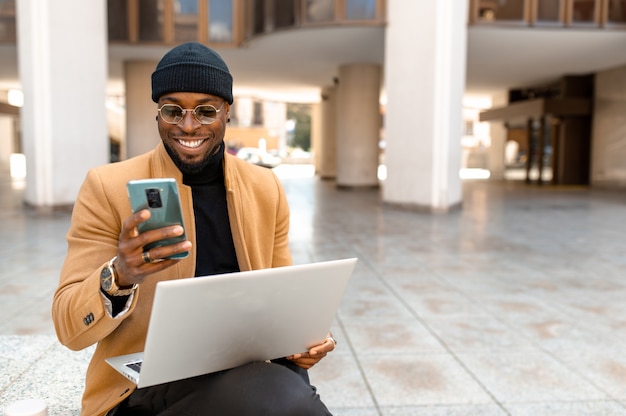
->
xmin=52 ymin=42 xmax=335 ymax=416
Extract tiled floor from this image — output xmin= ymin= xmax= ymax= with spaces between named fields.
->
xmin=2 ymin=162 xmax=626 ymax=415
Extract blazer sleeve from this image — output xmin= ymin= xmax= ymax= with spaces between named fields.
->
xmin=52 ymin=168 xmax=139 ymax=351
xmin=272 ymin=172 xmax=292 ymax=268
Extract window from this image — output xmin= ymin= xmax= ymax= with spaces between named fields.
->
xmin=253 ymin=101 xmax=263 ymax=126
xmin=477 ymin=0 xmax=525 ymax=22
xmin=108 ymin=0 xmax=129 ymax=41
xmin=209 ymin=0 xmax=233 ymax=42
xmin=139 ymin=0 xmax=164 ymax=42
xmin=608 ymin=0 xmax=626 ymax=24
xmin=345 ymin=0 xmax=376 ymax=20
xmin=0 ymin=0 xmax=16 ymax=43
xmin=275 ymin=0 xmax=296 ymax=28
xmin=572 ymin=0 xmax=598 ymax=23
xmin=252 ymin=0 xmax=265 ymax=35
xmin=306 ymin=0 xmax=334 ymax=23
xmin=536 ymin=0 xmax=562 ymax=23
xmin=463 ymin=120 xmax=475 ymax=137
xmin=174 ymin=0 xmax=199 ymax=43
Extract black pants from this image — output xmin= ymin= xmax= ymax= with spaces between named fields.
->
xmin=112 ymin=360 xmax=332 ymax=416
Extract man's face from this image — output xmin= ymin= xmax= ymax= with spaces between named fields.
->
xmin=157 ymin=92 xmax=230 ymax=174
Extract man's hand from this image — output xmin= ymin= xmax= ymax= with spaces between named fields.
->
xmin=114 ymin=209 xmax=192 ymax=287
xmin=286 ymin=334 xmax=337 ymax=370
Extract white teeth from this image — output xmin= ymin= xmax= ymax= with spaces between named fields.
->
xmin=177 ymin=139 xmax=204 ymax=148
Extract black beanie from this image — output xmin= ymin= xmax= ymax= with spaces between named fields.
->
xmin=151 ymin=42 xmax=233 ymax=104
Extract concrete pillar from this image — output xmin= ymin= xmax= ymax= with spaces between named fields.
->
xmin=336 ymin=64 xmax=381 ymax=188
xmin=263 ymin=101 xmax=287 ymax=152
xmin=310 ymin=101 xmax=322 ymax=173
xmin=125 ymin=61 xmax=160 ymax=158
xmin=591 ymin=65 xmax=626 ymax=188
xmin=0 ymin=115 xmax=15 ymax=165
xmin=17 ymin=0 xmax=108 ymax=207
xmin=382 ymin=0 xmax=468 ymax=212
xmin=236 ymin=97 xmax=254 ymax=127
xmin=317 ymin=85 xmax=338 ymax=179
xmin=486 ymin=91 xmax=508 ymax=180
xmin=487 ymin=121 xmax=507 ymax=180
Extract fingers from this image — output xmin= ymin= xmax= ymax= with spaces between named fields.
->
xmin=287 ymin=352 xmax=328 ymax=370
xmin=121 ymin=209 xmax=150 ymax=239
xmin=121 ymin=210 xmax=186 ymax=251
xmin=286 ymin=334 xmax=337 ymax=369
xmin=115 ymin=209 xmax=190 ymax=287
xmin=309 ymin=335 xmax=337 ymax=356
xmin=141 ymin=250 xmax=153 ymax=264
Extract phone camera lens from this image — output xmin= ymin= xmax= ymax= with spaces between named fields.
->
xmin=145 ymin=188 xmax=163 ymax=208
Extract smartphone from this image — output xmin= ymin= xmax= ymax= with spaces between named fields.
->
xmin=127 ymin=178 xmax=189 ymax=259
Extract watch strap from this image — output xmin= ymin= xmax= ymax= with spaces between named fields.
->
xmin=104 ymin=257 xmax=138 ymax=296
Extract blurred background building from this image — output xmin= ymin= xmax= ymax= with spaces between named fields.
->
xmin=0 ymin=0 xmax=625 ymax=212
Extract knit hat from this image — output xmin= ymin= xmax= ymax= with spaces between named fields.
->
xmin=151 ymin=42 xmax=233 ymax=104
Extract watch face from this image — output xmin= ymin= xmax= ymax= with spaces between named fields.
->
xmin=101 ymin=266 xmax=113 ymax=291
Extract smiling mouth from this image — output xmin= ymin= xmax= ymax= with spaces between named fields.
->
xmin=177 ymin=139 xmax=205 ymax=149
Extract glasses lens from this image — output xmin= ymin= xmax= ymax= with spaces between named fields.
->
xmin=160 ymin=105 xmax=184 ymax=123
xmin=194 ymin=105 xmax=219 ymax=124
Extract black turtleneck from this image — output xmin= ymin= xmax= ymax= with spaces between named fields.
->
xmin=183 ymin=143 xmax=239 ymax=277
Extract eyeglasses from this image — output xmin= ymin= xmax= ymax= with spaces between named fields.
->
xmin=157 ymin=103 xmax=224 ymax=125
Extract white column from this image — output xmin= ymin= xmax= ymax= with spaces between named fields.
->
xmin=0 ymin=115 xmax=15 ymax=165
xmin=125 ymin=61 xmax=160 ymax=158
xmin=336 ymin=64 xmax=381 ymax=188
xmin=591 ymin=65 xmax=626 ymax=187
xmin=382 ymin=0 xmax=468 ymax=211
xmin=310 ymin=101 xmax=322 ymax=173
xmin=486 ymin=91 xmax=508 ymax=180
xmin=486 ymin=121 xmax=506 ymax=180
xmin=17 ymin=0 xmax=108 ymax=207
xmin=317 ymin=85 xmax=337 ymax=179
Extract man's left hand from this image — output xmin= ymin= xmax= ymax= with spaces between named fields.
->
xmin=286 ymin=334 xmax=337 ymax=370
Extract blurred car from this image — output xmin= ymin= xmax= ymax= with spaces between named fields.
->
xmin=236 ymin=147 xmax=282 ymax=169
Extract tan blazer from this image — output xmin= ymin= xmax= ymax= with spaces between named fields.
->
xmin=52 ymin=143 xmax=292 ymax=416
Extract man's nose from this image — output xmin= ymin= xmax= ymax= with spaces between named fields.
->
xmin=179 ymin=110 xmax=199 ymax=130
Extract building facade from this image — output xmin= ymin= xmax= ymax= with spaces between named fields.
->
xmin=0 ymin=0 xmax=625 ymax=211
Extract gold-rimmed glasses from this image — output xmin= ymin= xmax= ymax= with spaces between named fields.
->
xmin=158 ymin=103 xmax=224 ymax=125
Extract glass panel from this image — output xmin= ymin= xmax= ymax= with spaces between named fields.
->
xmin=174 ymin=0 xmax=198 ymax=42
xmin=306 ymin=0 xmax=334 ymax=23
xmin=536 ymin=0 xmax=561 ymax=23
xmin=253 ymin=101 xmax=263 ymax=126
xmin=108 ymin=0 xmax=129 ymax=41
xmin=345 ymin=0 xmax=376 ymax=20
xmin=0 ymin=0 xmax=16 ymax=43
xmin=608 ymin=0 xmax=626 ymax=23
xmin=572 ymin=0 xmax=597 ymax=23
xmin=275 ymin=0 xmax=296 ymax=28
xmin=139 ymin=0 xmax=164 ymax=42
xmin=478 ymin=0 xmax=524 ymax=22
xmin=209 ymin=0 xmax=233 ymax=42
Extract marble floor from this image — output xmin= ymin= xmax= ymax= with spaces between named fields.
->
xmin=2 ymin=162 xmax=626 ymax=415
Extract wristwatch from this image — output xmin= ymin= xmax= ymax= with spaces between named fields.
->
xmin=100 ymin=256 xmax=137 ymax=296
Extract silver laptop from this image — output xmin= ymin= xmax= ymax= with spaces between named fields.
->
xmin=106 ymin=258 xmax=357 ymax=388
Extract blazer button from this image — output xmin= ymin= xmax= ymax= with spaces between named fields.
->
xmin=83 ymin=312 xmax=95 ymax=325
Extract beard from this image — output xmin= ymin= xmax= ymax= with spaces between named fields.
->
xmin=163 ymin=140 xmax=222 ymax=175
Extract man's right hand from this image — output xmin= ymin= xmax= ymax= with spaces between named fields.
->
xmin=114 ymin=209 xmax=192 ymax=287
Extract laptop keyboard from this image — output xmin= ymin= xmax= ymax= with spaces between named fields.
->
xmin=125 ymin=361 xmax=142 ymax=373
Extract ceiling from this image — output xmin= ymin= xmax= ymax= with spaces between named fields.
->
xmin=466 ymin=25 xmax=626 ymax=96
xmin=2 ymin=24 xmax=626 ymax=104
